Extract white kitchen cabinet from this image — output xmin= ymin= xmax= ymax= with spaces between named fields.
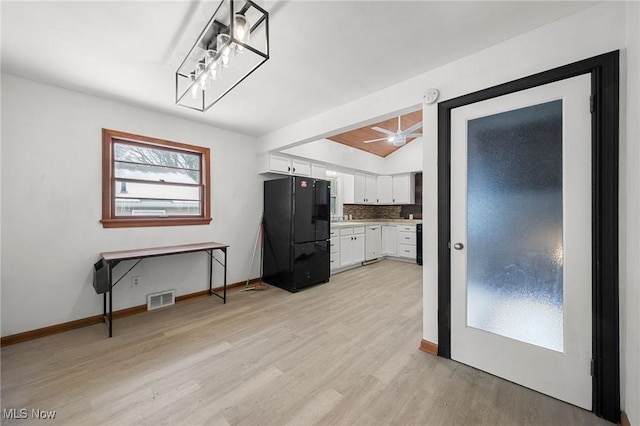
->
xmin=397 ymin=224 xmax=417 ymax=260
xmin=341 ymin=173 xmax=355 ymax=204
xmin=339 ymin=226 xmax=365 ymax=268
xmin=291 ymin=159 xmax=310 ymax=176
xmin=377 ymin=176 xmax=393 ymax=204
xmin=392 ymin=173 xmax=415 ymax=204
xmin=264 ymin=154 xmax=311 ymax=177
xmin=354 ymin=172 xmax=380 ymax=204
xmin=330 ymin=229 xmax=340 ymax=272
xmin=365 ymin=174 xmax=377 ymax=204
xmin=382 ymin=225 xmax=397 ymax=256
xmin=268 ymin=154 xmax=292 ymax=174
xmin=354 ymin=172 xmax=366 ymax=203
xmin=311 ymin=163 xmax=326 ymax=179
xmin=365 ymin=225 xmax=382 ymax=261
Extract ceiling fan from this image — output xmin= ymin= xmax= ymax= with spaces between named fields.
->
xmin=363 ymin=116 xmax=423 ymax=147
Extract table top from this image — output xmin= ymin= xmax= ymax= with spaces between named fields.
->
xmin=101 ymin=241 xmax=228 ymax=262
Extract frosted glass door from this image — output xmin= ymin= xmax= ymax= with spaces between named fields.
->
xmin=450 ymin=74 xmax=592 ymax=409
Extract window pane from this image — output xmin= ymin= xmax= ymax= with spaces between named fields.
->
xmin=115 ymin=180 xmax=200 ymax=201
xmin=115 ymin=198 xmax=201 ymax=217
xmin=466 ymin=100 xmax=564 ymax=352
xmin=115 ymin=161 xmax=200 ymax=184
xmin=114 ymin=142 xmax=200 ymax=171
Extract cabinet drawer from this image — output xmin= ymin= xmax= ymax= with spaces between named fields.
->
xmin=330 ymin=252 xmax=339 ymax=269
xmin=330 ymin=238 xmax=340 ymax=253
xmin=330 ymin=229 xmax=339 ymax=238
xmin=398 ymin=225 xmax=416 ymax=233
xmin=353 ymin=226 xmax=365 ymax=234
xmin=398 ymin=231 xmax=416 ymax=246
xmin=398 ymin=244 xmax=416 ymax=258
xmin=340 ymin=227 xmax=353 ymax=236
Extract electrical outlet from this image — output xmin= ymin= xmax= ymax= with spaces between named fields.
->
xmin=132 ymin=276 xmax=141 ymax=288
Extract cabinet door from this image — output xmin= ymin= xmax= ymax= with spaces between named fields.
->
xmin=382 ymin=225 xmax=397 ymax=256
xmin=340 ymin=235 xmax=353 ymax=267
xmin=269 ymin=154 xmax=291 ymax=174
xmin=354 ymin=172 xmax=366 ymax=203
xmin=352 ymin=234 xmax=365 ymax=264
xmin=341 ymin=173 xmax=355 ymax=204
xmin=291 ymin=159 xmax=310 ymax=176
xmin=392 ymin=173 xmax=415 ymax=204
xmin=311 ymin=163 xmax=326 ymax=179
xmin=377 ymin=176 xmax=393 ymax=204
xmin=365 ymin=174 xmax=377 ymax=204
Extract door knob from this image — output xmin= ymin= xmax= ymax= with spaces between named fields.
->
xmin=453 ymin=242 xmax=464 ymax=250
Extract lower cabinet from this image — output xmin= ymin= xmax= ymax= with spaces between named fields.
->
xmin=382 ymin=225 xmax=397 ymax=256
xmin=339 ymin=226 xmax=365 ymax=268
xmin=397 ymin=225 xmax=417 ymax=259
xmin=330 ymin=229 xmax=340 ymax=271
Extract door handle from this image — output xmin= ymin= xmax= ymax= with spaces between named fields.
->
xmin=453 ymin=242 xmax=464 ymax=250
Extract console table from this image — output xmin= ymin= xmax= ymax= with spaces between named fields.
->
xmin=94 ymin=241 xmax=228 ymax=337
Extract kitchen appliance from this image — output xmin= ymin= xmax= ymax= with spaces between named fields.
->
xmin=262 ymin=176 xmax=330 ymax=292
xmin=416 ymin=223 xmax=423 ymax=265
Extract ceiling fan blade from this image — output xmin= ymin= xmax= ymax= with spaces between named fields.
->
xmin=406 ymin=133 xmax=423 ymax=138
xmin=403 ymin=121 xmax=423 ymax=135
xmin=371 ymin=126 xmax=395 ymax=136
xmin=363 ymin=137 xmax=388 ymax=144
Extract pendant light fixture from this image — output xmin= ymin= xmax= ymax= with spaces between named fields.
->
xmin=175 ymin=0 xmax=269 ymax=112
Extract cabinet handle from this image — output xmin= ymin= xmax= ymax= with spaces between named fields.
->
xmin=293 ymin=167 xmax=296 ymax=172
xmin=393 ymin=199 xmax=395 ymax=202
xmin=287 ymin=166 xmax=291 ymax=172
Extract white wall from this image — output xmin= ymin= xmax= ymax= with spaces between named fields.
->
xmin=281 ymin=137 xmax=423 ymax=175
xmin=621 ymin=2 xmax=640 ymax=424
xmin=258 ymin=1 xmax=638 ymax=421
xmin=1 ymin=74 xmax=263 ymax=336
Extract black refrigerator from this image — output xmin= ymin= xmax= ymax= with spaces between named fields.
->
xmin=262 ymin=176 xmax=330 ymax=292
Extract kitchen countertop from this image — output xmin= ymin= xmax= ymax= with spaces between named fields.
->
xmin=331 ymin=219 xmax=421 ymax=228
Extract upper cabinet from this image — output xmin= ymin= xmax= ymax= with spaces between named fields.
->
xmin=355 ymin=172 xmax=377 ymax=204
xmin=311 ymin=163 xmax=327 ymax=179
xmin=392 ymin=173 xmax=415 ymax=204
xmin=377 ymin=176 xmax=393 ymax=204
xmin=365 ymin=174 xmax=377 ymax=204
xmin=262 ymin=153 xmax=327 ymax=179
xmin=268 ymin=153 xmax=293 ymax=174
xmin=352 ymin=172 xmax=415 ymax=205
xmin=291 ymin=158 xmax=310 ymax=176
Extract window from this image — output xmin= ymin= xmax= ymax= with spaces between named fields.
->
xmin=101 ymin=129 xmax=211 ymax=228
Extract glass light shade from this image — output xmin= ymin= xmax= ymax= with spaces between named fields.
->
xmin=206 ymin=50 xmax=218 ymax=79
xmin=189 ymin=72 xmax=198 ymax=99
xmin=217 ymin=33 xmax=232 ymax=68
xmin=234 ymin=13 xmax=250 ymax=51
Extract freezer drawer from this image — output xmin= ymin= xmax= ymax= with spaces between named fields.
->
xmin=292 ymin=241 xmax=330 ymax=291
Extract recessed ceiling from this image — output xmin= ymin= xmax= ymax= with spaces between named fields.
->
xmin=328 ymin=110 xmax=422 ymax=158
xmin=0 ymin=1 xmax=597 ymax=137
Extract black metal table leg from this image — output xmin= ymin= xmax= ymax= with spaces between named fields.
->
xmin=208 ymin=249 xmax=213 ymax=295
xmin=223 ymin=248 xmax=227 ymax=303
xmin=108 ymin=262 xmax=113 ymax=338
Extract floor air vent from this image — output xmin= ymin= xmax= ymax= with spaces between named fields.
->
xmin=147 ymin=290 xmax=175 ymax=311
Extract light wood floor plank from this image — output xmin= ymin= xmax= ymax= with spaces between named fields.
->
xmin=1 ymin=260 xmax=609 ymax=425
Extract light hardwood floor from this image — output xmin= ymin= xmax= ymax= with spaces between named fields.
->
xmin=1 ymin=260 xmax=610 ymax=425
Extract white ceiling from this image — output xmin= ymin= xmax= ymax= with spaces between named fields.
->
xmin=1 ymin=1 xmax=596 ymax=137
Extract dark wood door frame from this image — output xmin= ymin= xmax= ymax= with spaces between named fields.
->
xmin=437 ymin=51 xmax=619 ymax=422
